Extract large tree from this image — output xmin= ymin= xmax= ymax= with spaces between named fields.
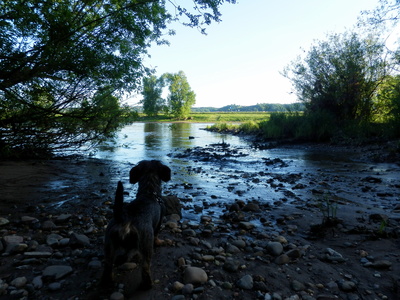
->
xmin=164 ymin=71 xmax=196 ymax=119
xmin=140 ymin=75 xmax=164 ymax=116
xmin=0 ymin=0 xmax=235 ymax=157
xmin=283 ymin=31 xmax=388 ymax=123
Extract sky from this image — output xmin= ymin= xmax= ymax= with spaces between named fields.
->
xmin=130 ymin=0 xmax=381 ymax=108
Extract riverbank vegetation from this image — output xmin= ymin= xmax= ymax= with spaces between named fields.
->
xmin=2 ymin=1 xmax=400 ymax=158
xmin=0 ymin=0 xmax=236 ymax=158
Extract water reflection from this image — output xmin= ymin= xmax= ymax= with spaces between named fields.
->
xmin=95 ymin=123 xmax=245 ymax=163
xmin=93 ymin=123 xmax=400 ymax=221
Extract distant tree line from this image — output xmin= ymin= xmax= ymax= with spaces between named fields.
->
xmin=191 ymin=103 xmax=304 ymax=112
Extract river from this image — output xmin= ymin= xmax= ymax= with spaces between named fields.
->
xmin=91 ymin=123 xmax=400 ymax=221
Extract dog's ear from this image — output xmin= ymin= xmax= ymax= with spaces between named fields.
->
xmin=129 ymin=164 xmax=142 ymax=184
xmin=158 ymin=163 xmax=171 ymax=182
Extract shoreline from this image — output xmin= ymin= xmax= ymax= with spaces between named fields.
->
xmin=0 ymin=142 xmax=399 ymax=299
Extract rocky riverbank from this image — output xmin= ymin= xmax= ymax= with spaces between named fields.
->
xmin=0 ymin=142 xmax=399 ymax=300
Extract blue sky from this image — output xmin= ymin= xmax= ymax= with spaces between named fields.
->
xmin=131 ymin=0 xmax=380 ymax=108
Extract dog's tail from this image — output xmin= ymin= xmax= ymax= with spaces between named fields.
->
xmin=114 ymin=181 xmax=124 ymax=223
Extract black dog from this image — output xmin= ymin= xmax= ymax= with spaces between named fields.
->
xmin=101 ymin=160 xmax=171 ymax=290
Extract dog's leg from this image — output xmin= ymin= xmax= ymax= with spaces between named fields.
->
xmin=100 ymin=243 xmax=113 ymax=286
xmin=139 ymin=230 xmax=154 ymax=290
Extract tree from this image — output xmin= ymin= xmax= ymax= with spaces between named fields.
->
xmin=375 ymin=75 xmax=400 ymax=126
xmin=283 ymin=32 xmax=388 ymax=123
xmin=140 ymin=75 xmax=165 ymax=116
xmin=0 ymin=0 xmax=235 ymax=157
xmin=164 ymin=71 xmax=196 ymax=119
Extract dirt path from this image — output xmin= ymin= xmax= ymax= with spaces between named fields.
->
xmin=0 ymin=143 xmax=399 ymax=300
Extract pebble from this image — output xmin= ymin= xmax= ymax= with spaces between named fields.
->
xmin=24 ymin=251 xmax=52 ymax=258
xmin=42 ymin=220 xmax=56 ymax=230
xmin=267 ymin=241 xmax=284 ymax=256
xmin=231 ymin=239 xmax=246 ymax=248
xmin=32 ymin=276 xmax=43 ymax=289
xmin=182 ymin=283 xmax=194 ymax=294
xmin=239 ymin=221 xmax=255 ymax=230
xmin=325 ymin=248 xmax=346 ymax=263
xmin=338 ymin=280 xmax=356 ymax=292
xmin=275 ymin=254 xmax=290 ymax=265
xmin=10 ymin=277 xmax=27 ymax=288
xmin=46 ymin=233 xmax=63 ymax=247
xmin=183 ymin=267 xmax=208 ymax=284
xmin=48 ymin=282 xmax=62 ymax=291
xmin=223 ymin=260 xmax=240 ymax=272
xmin=171 ymin=295 xmax=185 ymax=300
xmin=226 ymin=243 xmax=241 ymax=254
xmin=364 ymin=260 xmax=392 ymax=269
xmin=88 ymin=259 xmax=102 ymax=269
xmin=55 ymin=214 xmax=72 ymax=223
xmin=110 ymin=291 xmax=124 ymax=300
xmin=275 ymin=236 xmax=288 ymax=244
xmin=42 ymin=265 xmax=73 ymax=280
xmin=0 ymin=217 xmax=9 ymax=226
xmin=21 ymin=216 xmax=38 ymax=223
xmin=291 ymin=279 xmax=305 ymax=291
xmin=236 ymin=274 xmax=253 ymax=290
xmin=69 ymin=232 xmax=90 ymax=247
xmin=172 ymin=281 xmax=184 ymax=292
xmin=222 ymin=281 xmax=233 ymax=289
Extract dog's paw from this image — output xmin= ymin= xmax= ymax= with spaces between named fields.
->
xmin=139 ymin=275 xmax=153 ymax=290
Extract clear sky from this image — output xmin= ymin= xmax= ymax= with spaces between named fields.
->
xmin=131 ymin=0 xmax=380 ymax=108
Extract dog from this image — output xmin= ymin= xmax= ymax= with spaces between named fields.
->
xmin=101 ymin=160 xmax=171 ymax=290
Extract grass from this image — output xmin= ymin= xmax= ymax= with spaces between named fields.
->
xmin=135 ymin=112 xmax=271 ymax=123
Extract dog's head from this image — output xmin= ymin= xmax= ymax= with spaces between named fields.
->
xmin=129 ymin=160 xmax=171 ymax=184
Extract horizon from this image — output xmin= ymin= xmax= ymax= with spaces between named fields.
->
xmin=127 ymin=0 xmax=381 ymax=108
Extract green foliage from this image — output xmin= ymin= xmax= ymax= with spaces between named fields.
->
xmin=0 ymin=0 xmax=235 ymax=157
xmin=140 ymin=75 xmax=165 ymax=116
xmin=163 ymin=71 xmax=196 ymax=120
xmin=240 ymin=121 xmax=260 ymax=133
xmin=317 ymin=193 xmax=339 ymax=224
xmin=284 ymin=31 xmax=387 ymax=124
xmin=374 ymin=75 xmax=400 ymax=137
xmin=206 ymin=123 xmax=240 ymax=133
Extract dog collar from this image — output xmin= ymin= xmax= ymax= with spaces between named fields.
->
xmin=153 ymin=192 xmax=164 ymax=205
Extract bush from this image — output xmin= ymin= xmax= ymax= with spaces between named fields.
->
xmin=258 ymin=111 xmax=337 ymax=142
xmin=239 ymin=121 xmax=260 ymax=133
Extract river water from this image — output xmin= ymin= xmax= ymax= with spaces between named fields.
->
xmin=93 ymin=123 xmax=400 ymax=221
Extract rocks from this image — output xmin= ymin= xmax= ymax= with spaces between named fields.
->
xmin=363 ymin=260 xmax=392 ymax=269
xmin=267 ymin=242 xmax=284 ymax=256
xmin=223 ymin=260 xmax=241 ymax=272
xmin=110 ymin=291 xmax=125 ymax=300
xmin=239 ymin=221 xmax=255 ymax=230
xmin=0 ymin=150 xmax=398 ymax=300
xmin=324 ymin=248 xmax=346 ymax=263
xmin=10 ymin=277 xmax=27 ymax=288
xmin=291 ymin=280 xmax=305 ymax=292
xmin=69 ymin=232 xmax=90 ymax=247
xmin=0 ymin=217 xmax=10 ymax=226
xmin=236 ymin=274 xmax=253 ymax=290
xmin=183 ymin=267 xmax=208 ymax=284
xmin=42 ymin=265 xmax=73 ymax=280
